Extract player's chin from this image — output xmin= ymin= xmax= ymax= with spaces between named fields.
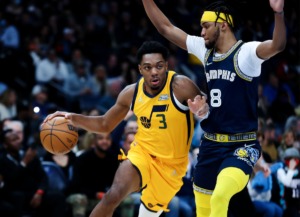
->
xmin=150 ymin=84 xmax=160 ymax=90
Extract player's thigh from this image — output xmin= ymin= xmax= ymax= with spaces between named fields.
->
xmin=111 ymin=160 xmax=141 ymax=195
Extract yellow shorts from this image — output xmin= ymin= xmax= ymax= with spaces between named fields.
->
xmin=127 ymin=144 xmax=188 ymax=212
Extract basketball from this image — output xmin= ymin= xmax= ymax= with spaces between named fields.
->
xmin=40 ymin=116 xmax=78 ymax=155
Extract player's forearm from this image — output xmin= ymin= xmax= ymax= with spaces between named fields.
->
xmin=272 ymin=12 xmax=286 ymax=52
xmin=71 ymin=114 xmax=108 ymax=133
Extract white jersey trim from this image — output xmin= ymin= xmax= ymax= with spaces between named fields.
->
xmin=173 ymin=93 xmax=189 ymax=111
xmin=186 ymin=35 xmax=265 ymax=78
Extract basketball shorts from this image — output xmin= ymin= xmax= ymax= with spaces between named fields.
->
xmin=127 ymin=143 xmax=188 ymax=212
xmin=193 ymin=139 xmax=261 ymax=194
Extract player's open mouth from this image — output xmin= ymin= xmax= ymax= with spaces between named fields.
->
xmin=151 ymin=78 xmax=159 ymax=85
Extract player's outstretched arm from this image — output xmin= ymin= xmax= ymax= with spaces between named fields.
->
xmin=43 ymin=84 xmax=135 ymax=134
xmin=256 ymin=0 xmax=286 ymax=59
xmin=141 ymin=0 xmax=188 ymax=50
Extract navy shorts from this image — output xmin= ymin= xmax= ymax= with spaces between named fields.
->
xmin=193 ymin=138 xmax=261 ymax=191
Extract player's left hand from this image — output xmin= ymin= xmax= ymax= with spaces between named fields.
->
xmin=187 ymin=95 xmax=209 ymax=118
xmin=270 ymin=0 xmax=284 ymax=13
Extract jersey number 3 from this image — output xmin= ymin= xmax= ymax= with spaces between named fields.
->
xmin=140 ymin=105 xmax=168 ymax=129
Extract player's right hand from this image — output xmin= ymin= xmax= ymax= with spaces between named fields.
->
xmin=43 ymin=111 xmax=70 ymax=123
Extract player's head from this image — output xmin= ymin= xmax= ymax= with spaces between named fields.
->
xmin=137 ymin=41 xmax=169 ymax=63
xmin=202 ymin=0 xmax=242 ymax=31
xmin=200 ymin=0 xmax=243 ymax=48
xmin=137 ymin=41 xmax=169 ymax=93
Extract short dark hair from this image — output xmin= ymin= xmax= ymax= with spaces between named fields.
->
xmin=136 ymin=41 xmax=169 ymax=63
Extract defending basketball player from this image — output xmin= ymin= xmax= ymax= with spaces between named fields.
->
xmin=140 ymin=0 xmax=286 ymax=216
xmin=43 ymin=41 xmax=209 ymax=217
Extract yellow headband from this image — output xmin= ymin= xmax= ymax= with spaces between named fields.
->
xmin=201 ymin=11 xmax=234 ymax=27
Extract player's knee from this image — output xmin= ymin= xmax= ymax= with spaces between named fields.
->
xmin=211 ymin=167 xmax=249 ymax=206
xmin=102 ymin=186 xmax=128 ymax=207
xmin=217 ymin=167 xmax=249 ymax=192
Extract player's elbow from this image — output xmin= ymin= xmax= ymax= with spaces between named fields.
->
xmin=277 ymin=41 xmax=286 ymax=52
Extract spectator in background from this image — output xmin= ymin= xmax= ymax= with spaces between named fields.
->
xmin=35 ymin=48 xmax=69 ymax=85
xmin=261 ymin=122 xmax=280 ymax=163
xmin=268 ymin=88 xmax=296 ymax=132
xmin=67 ymin=132 xmax=134 ymax=217
xmin=277 ymin=148 xmax=300 ymax=217
xmin=91 ymin=64 xmax=109 ymax=97
xmin=248 ymin=173 xmax=283 ymax=217
xmin=0 ymin=168 xmax=18 ymax=217
xmin=75 ymin=131 xmax=95 ymax=157
xmin=2 ymin=120 xmax=26 ymax=149
xmin=0 ymin=129 xmax=67 ymax=217
xmin=35 ymin=48 xmax=69 ymax=108
xmin=42 ymin=151 xmax=76 ymax=187
xmin=0 ymin=88 xmax=17 ymax=121
xmin=57 ymin=27 xmax=78 ymax=62
xmin=278 ymin=129 xmax=299 ymax=162
xmin=63 ymin=60 xmax=98 ymax=112
xmin=120 ymin=131 xmax=135 ymax=156
xmin=0 ymin=13 xmax=20 ymax=49
xmin=30 ymin=84 xmax=52 ymax=119
xmin=263 ymin=73 xmax=296 ymax=108
xmin=68 ymin=48 xmax=92 ymax=76
xmin=98 ymin=79 xmax=123 ymax=112
xmin=105 ymin=53 xmax=122 ymax=79
xmin=27 ymin=36 xmax=43 ymax=68
xmin=247 ymin=155 xmax=283 ymax=217
xmin=284 ymin=116 xmax=300 ymax=137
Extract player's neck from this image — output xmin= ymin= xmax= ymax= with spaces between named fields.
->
xmin=215 ymin=35 xmax=237 ymax=54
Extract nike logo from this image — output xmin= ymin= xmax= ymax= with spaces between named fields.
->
xmin=206 ymin=62 xmax=213 ymax=66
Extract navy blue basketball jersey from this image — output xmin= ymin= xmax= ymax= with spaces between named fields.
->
xmin=201 ymin=40 xmax=259 ymax=134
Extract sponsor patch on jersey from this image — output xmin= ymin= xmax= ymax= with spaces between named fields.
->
xmin=158 ymin=94 xmax=169 ymax=101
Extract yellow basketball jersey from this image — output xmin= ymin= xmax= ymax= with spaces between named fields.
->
xmin=131 ymin=71 xmax=194 ymax=159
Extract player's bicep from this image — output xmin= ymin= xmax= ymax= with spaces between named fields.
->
xmin=173 ymin=75 xmax=202 ymax=103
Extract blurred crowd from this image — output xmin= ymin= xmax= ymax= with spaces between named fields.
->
xmin=0 ymin=0 xmax=299 ymax=216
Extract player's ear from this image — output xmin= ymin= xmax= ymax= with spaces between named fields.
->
xmin=221 ymin=22 xmax=228 ymax=31
xmin=138 ymin=65 xmax=142 ymax=74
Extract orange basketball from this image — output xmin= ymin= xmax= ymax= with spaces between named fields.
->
xmin=40 ymin=116 xmax=78 ymax=155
